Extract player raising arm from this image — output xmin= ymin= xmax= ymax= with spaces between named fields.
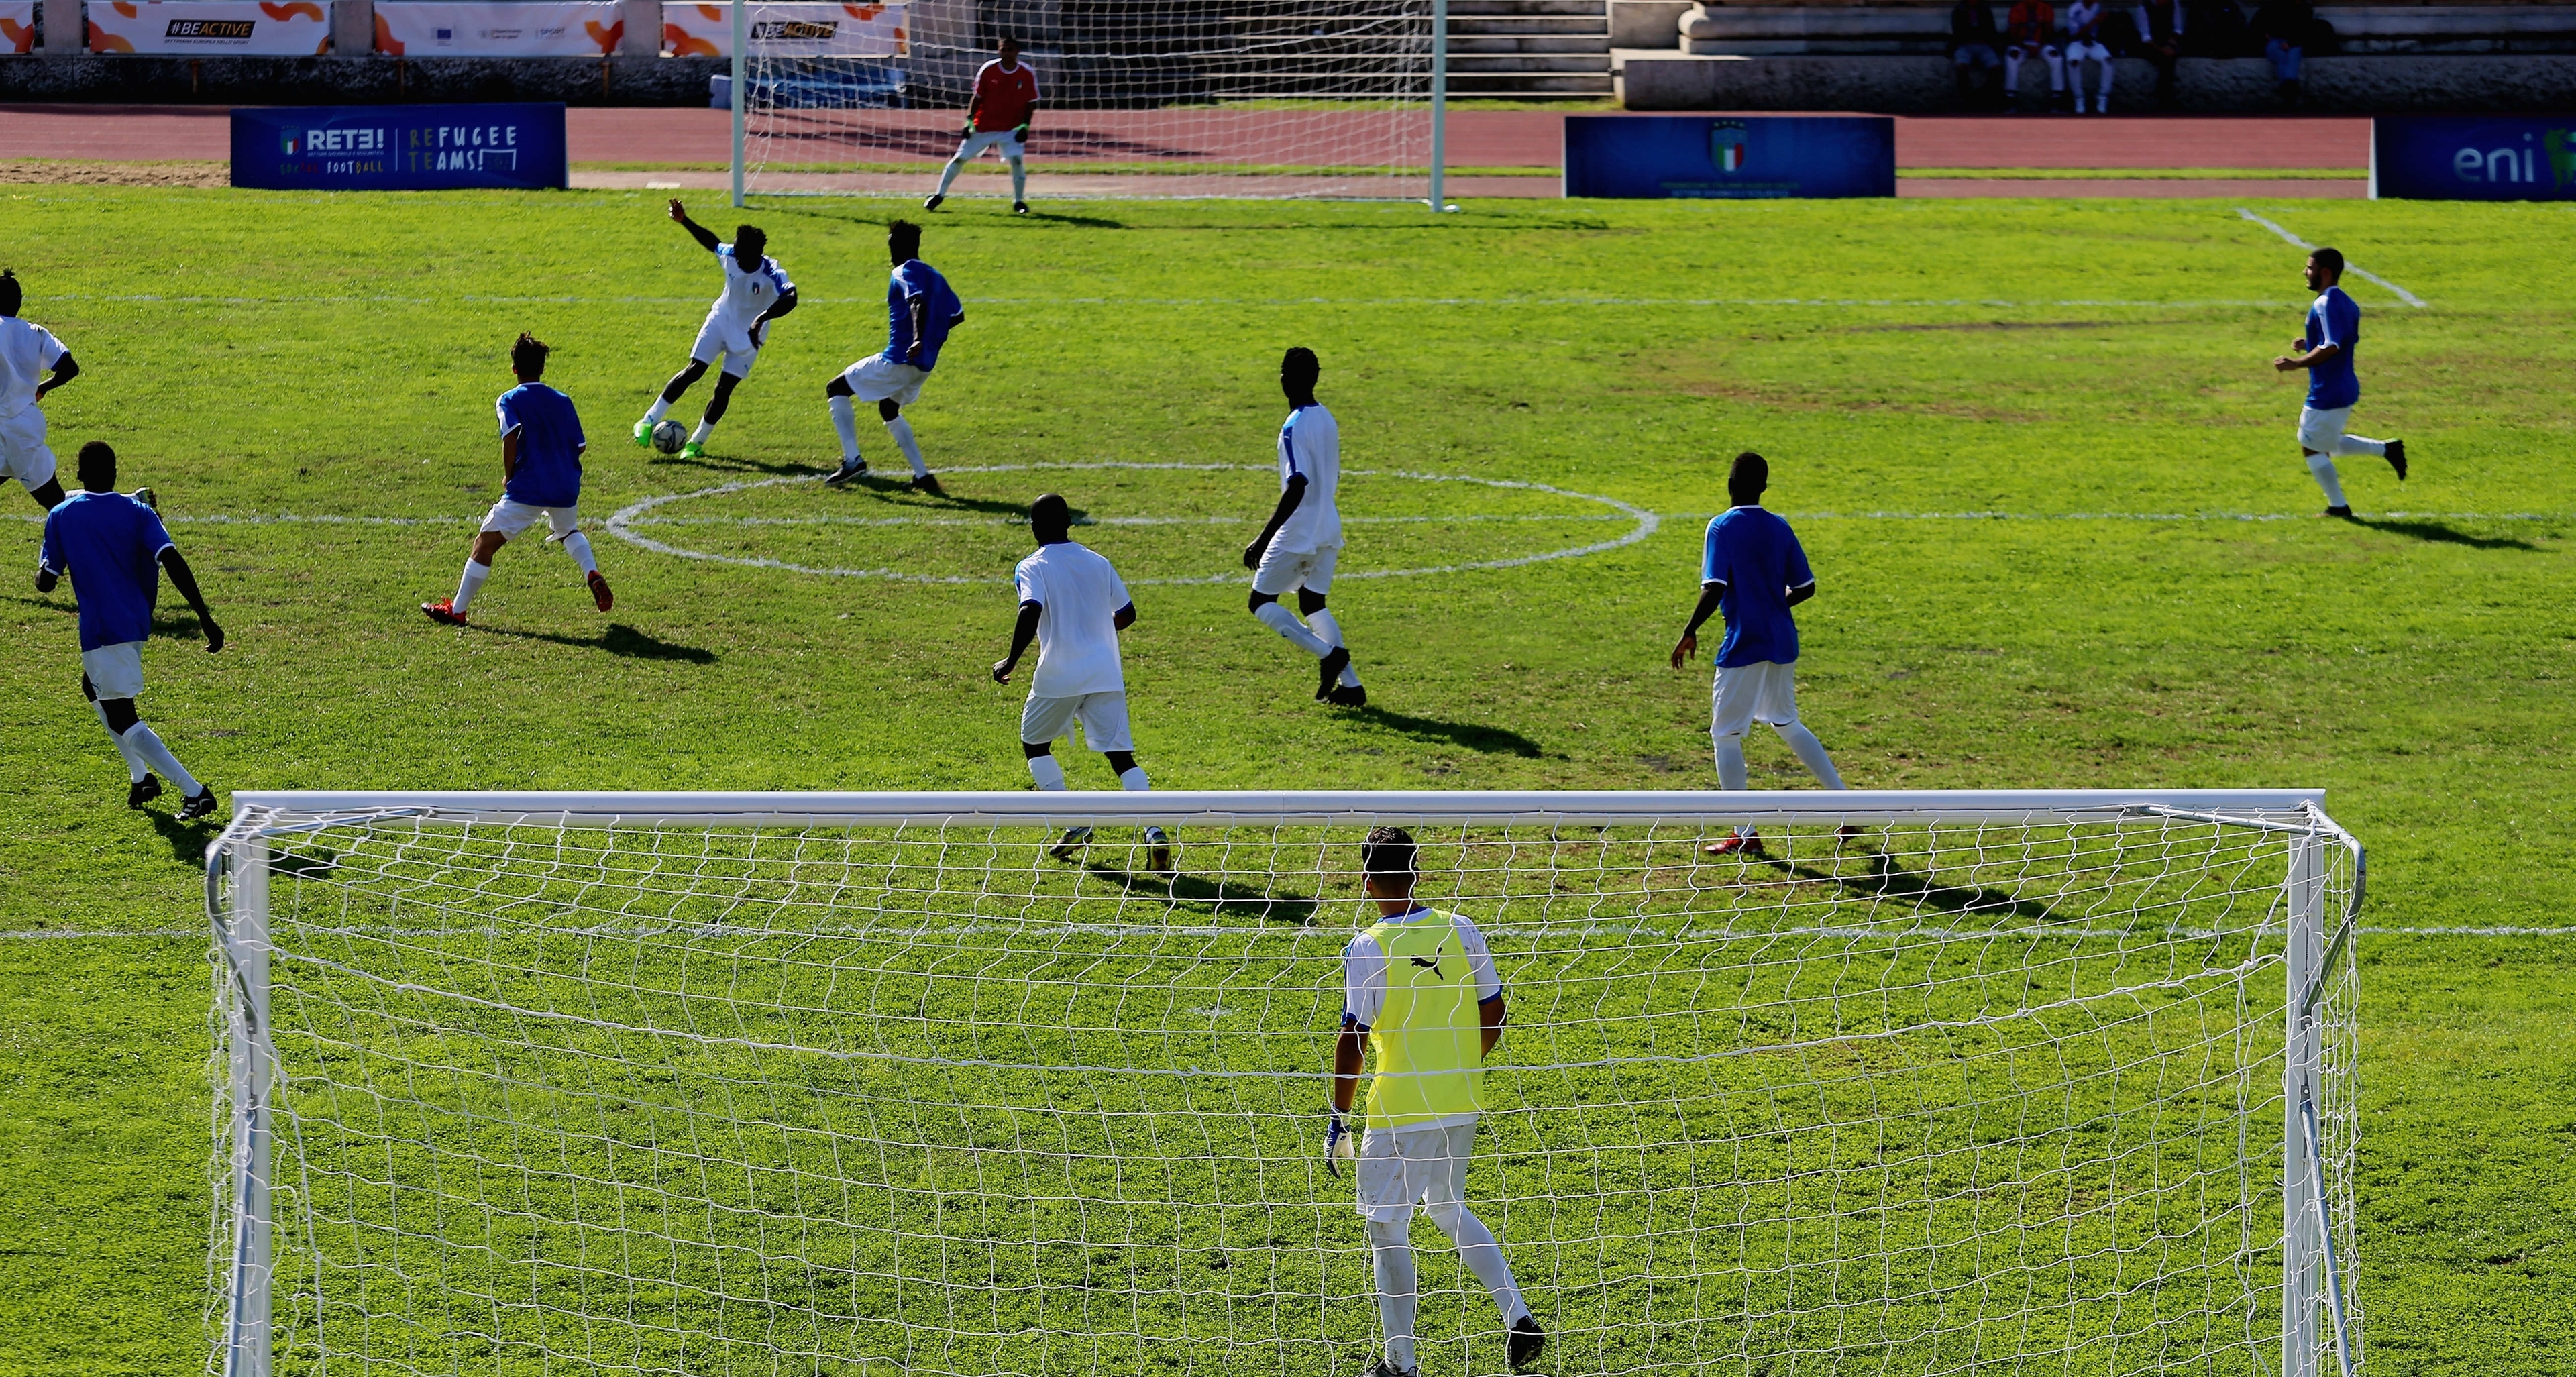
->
xmin=825 ymin=219 xmax=964 ymax=494
xmin=633 ymin=200 xmax=797 ymax=460
xmin=924 ymin=34 xmax=1039 ymax=215
xmin=1670 ymin=451 xmax=1854 ymax=856
xmin=38 ymin=441 xmax=223 ymax=819
xmin=1 ymin=268 xmax=80 ymax=511
xmin=991 ymin=492 xmax=1172 ymax=873
xmin=2273 ymin=246 xmax=2405 ymax=518
xmin=1242 ymin=347 xmax=1364 ymax=706
xmin=424 ymin=333 xmax=610 ymax=626
xmin=1328 ymin=827 xmax=1545 ymax=1377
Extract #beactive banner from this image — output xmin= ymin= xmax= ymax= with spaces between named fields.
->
xmin=1563 ymin=115 xmax=1894 ymax=200
xmin=1 ymin=3 xmax=34 ymax=53
xmin=232 ymin=103 xmax=568 ymax=190
xmin=373 ymin=1 xmax=622 ymax=54
xmin=2373 ymin=116 xmax=2576 ymax=201
xmin=88 ymin=0 xmax=331 ymax=54
xmin=662 ymin=1 xmax=903 ymax=58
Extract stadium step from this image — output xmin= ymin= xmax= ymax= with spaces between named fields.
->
xmin=1446 ymin=0 xmax=1613 ymax=96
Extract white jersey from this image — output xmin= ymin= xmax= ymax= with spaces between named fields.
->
xmin=1341 ymin=906 xmax=1504 ymax=1030
xmin=0 ymin=316 xmax=68 ymax=419
xmin=704 ymin=243 xmax=793 ymax=337
xmin=2064 ymin=0 xmax=2107 ymax=38
xmin=1013 ymin=539 xmax=1133 ymax=698
xmin=1272 ymin=402 xmax=1342 ymax=553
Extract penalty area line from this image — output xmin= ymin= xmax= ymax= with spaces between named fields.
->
xmin=9 ymin=922 xmax=2573 ymax=942
xmin=2235 ymin=208 xmax=2428 ymax=308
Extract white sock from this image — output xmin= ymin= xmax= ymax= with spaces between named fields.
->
xmin=934 ymin=152 xmax=967 ymax=197
xmin=1365 ymin=1218 xmax=1419 ymax=1374
xmin=561 ymin=532 xmax=598 ymax=575
xmin=643 ymin=396 xmax=671 ymax=425
xmin=122 ymin=722 xmax=200 ymax=797
xmin=830 ymin=395 xmax=861 ymax=462
xmin=1254 ymin=602 xmax=1332 ymax=657
xmin=1429 ymin=1203 xmax=1530 ymax=1326
xmin=1713 ymin=735 xmax=1752 ymax=837
xmin=1118 ymin=765 xmax=1149 ymax=791
xmin=689 ymin=418 xmax=714 ymax=445
xmin=885 ymin=415 xmax=927 ymax=478
xmin=1305 ymin=609 xmax=1362 ymax=685
xmin=453 ymin=558 xmax=492 ymax=615
xmin=1774 ymin=721 xmax=1848 ymax=789
xmin=2305 ymin=452 xmax=2349 ymax=507
xmin=95 ymin=702 xmax=148 ymax=783
xmin=1009 ymin=154 xmax=1027 ymax=203
xmin=1027 ymin=754 xmax=1067 ymax=791
xmin=2334 ymin=432 xmax=2387 ymax=459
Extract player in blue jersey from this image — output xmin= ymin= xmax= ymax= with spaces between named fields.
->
xmin=825 ymin=219 xmax=965 ymax=494
xmin=37 ymin=441 xmax=225 ymax=820
xmin=2273 ymin=246 xmax=2405 ymax=517
xmin=1670 ymin=452 xmax=1854 ymax=856
xmin=635 ymin=200 xmax=798 ymax=461
xmin=424 ymin=333 xmax=611 ymax=626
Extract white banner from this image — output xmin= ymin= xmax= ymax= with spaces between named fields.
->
xmin=0 ymin=2 xmax=33 ymax=53
xmin=87 ymin=0 xmax=333 ymax=52
xmin=663 ymin=1 xmax=904 ymax=58
xmin=373 ymin=1 xmax=623 ymax=55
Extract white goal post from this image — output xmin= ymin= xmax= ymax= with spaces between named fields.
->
xmin=207 ymin=789 xmax=2361 ymax=1377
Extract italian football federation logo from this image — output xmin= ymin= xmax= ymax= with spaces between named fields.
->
xmin=1711 ymin=121 xmax=1749 ymax=175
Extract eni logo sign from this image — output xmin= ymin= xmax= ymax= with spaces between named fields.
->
xmin=2451 ymin=129 xmax=2576 ymax=188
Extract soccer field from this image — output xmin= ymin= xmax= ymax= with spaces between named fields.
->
xmin=1 ymin=188 xmax=2571 ymax=1375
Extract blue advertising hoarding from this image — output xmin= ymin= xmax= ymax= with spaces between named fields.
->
xmin=2373 ymin=116 xmax=2576 ymax=201
xmin=1564 ymin=115 xmax=1894 ymax=200
xmin=231 ymin=103 xmax=568 ymax=191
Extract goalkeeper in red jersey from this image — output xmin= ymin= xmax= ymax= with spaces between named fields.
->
xmin=924 ymin=34 xmax=1040 ymax=215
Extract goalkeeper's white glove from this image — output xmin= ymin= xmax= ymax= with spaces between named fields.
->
xmin=1325 ymin=1110 xmax=1355 ymax=1177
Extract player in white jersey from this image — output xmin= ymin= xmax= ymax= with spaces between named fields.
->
xmin=0 ymin=270 xmax=82 ymax=511
xmin=633 ymin=200 xmax=798 ymax=460
xmin=1242 ymin=347 xmax=1364 ymax=707
xmin=993 ymin=492 xmax=1172 ymax=873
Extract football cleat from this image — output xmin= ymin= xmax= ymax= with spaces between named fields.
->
xmin=923 ymin=193 xmax=945 ymax=211
xmin=178 ymin=787 xmax=219 ymax=822
xmin=1049 ymin=826 xmax=1093 ymax=861
xmin=1364 ymin=1360 xmax=1421 ymax=1377
xmin=1013 ymin=201 xmax=1030 ymax=215
xmin=1144 ymin=826 xmax=1175 ymax=877
xmin=1328 ymin=683 xmax=1368 ymax=708
xmin=679 ymin=440 xmax=706 ymax=461
xmin=1703 ymin=831 xmax=1764 ymax=857
xmin=1835 ymin=824 xmax=1866 ymax=843
xmin=2323 ymin=505 xmax=2354 ymax=519
xmin=131 ymin=486 xmax=158 ymax=511
xmin=910 ymin=473 xmax=945 ymax=495
xmin=588 ymin=571 xmax=614 ymax=612
xmin=825 ymin=456 xmax=871 ymax=487
xmin=1316 ymin=647 xmax=1351 ymax=702
xmin=127 ymin=773 xmax=164 ymax=810
xmin=631 ymin=418 xmax=655 ymax=448
xmin=1507 ymin=1315 xmax=1548 ymax=1371
xmin=421 ymin=599 xmax=468 ymax=626
xmin=2385 ymin=438 xmax=2406 ymax=482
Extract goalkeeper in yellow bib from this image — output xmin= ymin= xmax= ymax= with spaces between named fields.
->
xmin=1328 ymin=826 xmax=1546 ymax=1377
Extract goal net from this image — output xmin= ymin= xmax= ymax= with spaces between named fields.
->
xmin=207 ymin=789 xmax=2361 ymax=1377
xmin=717 ymin=0 xmax=1438 ymax=199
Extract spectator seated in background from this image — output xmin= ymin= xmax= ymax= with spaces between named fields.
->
xmin=2184 ymin=0 xmax=2252 ymax=58
xmin=2004 ymin=0 xmax=2067 ymax=112
xmin=2132 ymin=0 xmax=2184 ymax=107
xmin=1951 ymin=0 xmax=2004 ymax=109
xmin=2254 ymin=0 xmax=2314 ymax=101
xmin=2063 ymin=0 xmax=2115 ymax=113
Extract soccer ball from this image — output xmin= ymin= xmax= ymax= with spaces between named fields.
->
xmin=651 ymin=420 xmax=688 ymax=455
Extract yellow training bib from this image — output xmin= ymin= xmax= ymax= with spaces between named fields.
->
xmin=1362 ymin=910 xmax=1485 ymax=1130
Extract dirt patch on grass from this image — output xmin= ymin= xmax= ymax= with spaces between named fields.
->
xmin=0 ymin=160 xmax=230 ymax=188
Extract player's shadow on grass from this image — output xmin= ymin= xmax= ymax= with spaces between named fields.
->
xmin=146 ymin=808 xmax=223 ymax=867
xmin=2350 ymin=517 xmax=2541 ymax=552
xmin=648 ymin=451 xmax=816 ymax=477
xmin=1348 ymin=706 xmax=1543 ymax=759
xmin=468 ymin=622 xmax=717 ymax=663
xmin=1078 ymin=861 xmax=1322 ymax=925
xmin=827 ymin=472 xmax=1071 ymax=522
xmin=1769 ymin=846 xmax=2059 ymax=923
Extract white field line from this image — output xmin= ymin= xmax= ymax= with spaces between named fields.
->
xmin=9 ymin=923 xmax=2566 ymax=942
xmin=21 ymin=508 xmax=2563 ymax=529
xmin=80 ymin=292 xmax=2315 ymax=311
xmin=2235 ymin=209 xmax=2429 ymax=308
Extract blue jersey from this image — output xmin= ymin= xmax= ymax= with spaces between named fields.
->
xmin=2302 ymin=286 xmax=2361 ymax=410
xmin=497 ymin=382 xmax=586 ymax=508
xmin=1701 ymin=506 xmax=1814 ymax=668
xmin=39 ymin=490 xmax=174 ymax=651
xmin=882 ymin=260 xmax=965 ymax=372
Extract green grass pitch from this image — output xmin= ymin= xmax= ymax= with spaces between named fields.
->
xmin=1 ymin=187 xmax=2572 ymax=1375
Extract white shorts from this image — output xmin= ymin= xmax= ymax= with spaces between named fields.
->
xmin=2298 ymin=405 xmax=2355 ymax=455
xmin=1354 ymin=1118 xmax=1478 ymax=1223
xmin=1711 ymin=659 xmax=1801 ymax=738
xmin=0 ymin=405 xmax=56 ymax=492
xmin=839 ymin=355 xmax=929 ymax=407
xmin=1252 ymin=541 xmax=1340 ymax=597
xmin=2065 ymin=38 xmax=2112 ymax=62
xmin=691 ymin=315 xmax=759 ymax=379
xmin=949 ymin=128 xmax=1028 ymax=164
xmin=479 ymin=498 xmax=581 ymax=540
xmin=1021 ymin=690 xmax=1133 ymax=753
xmin=81 ymin=640 xmax=146 ymax=700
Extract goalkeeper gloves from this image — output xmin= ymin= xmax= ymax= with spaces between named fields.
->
xmin=1324 ymin=1111 xmax=1355 ymax=1177
xmin=962 ymin=120 xmax=977 ymax=137
xmin=1013 ymin=123 xmax=1031 ymax=142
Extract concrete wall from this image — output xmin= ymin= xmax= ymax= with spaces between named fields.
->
xmin=0 ymin=54 xmax=727 ymax=105
xmin=1617 ymin=52 xmax=2576 ymax=112
xmin=1607 ymin=0 xmax=1694 ymax=49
